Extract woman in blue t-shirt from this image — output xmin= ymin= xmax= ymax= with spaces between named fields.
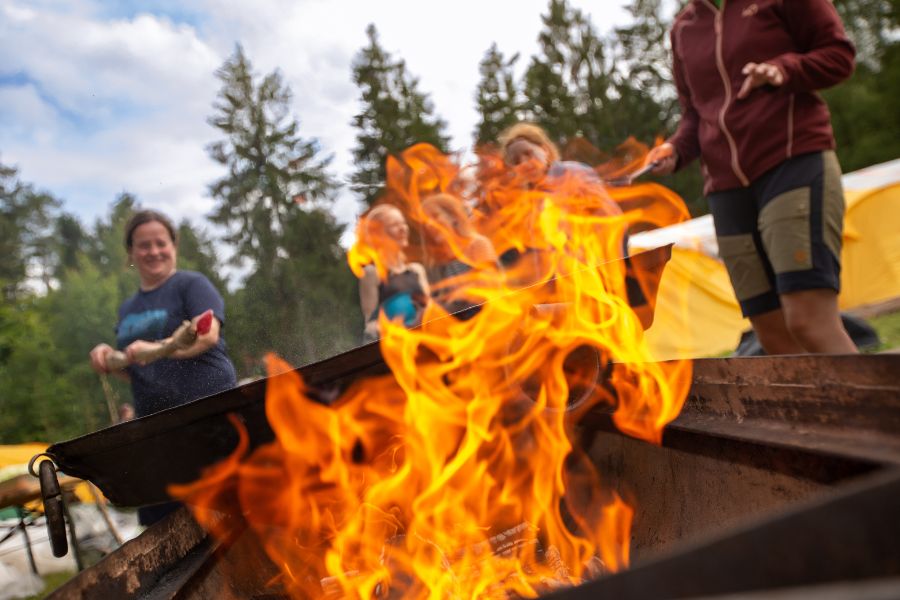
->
xmin=89 ymin=209 xmax=237 ymax=414
xmin=88 ymin=210 xmax=237 ymax=523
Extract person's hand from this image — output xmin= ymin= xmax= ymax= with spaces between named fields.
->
xmin=737 ymin=62 xmax=784 ymax=99
xmin=364 ymin=320 xmax=379 ymax=340
xmin=124 ymin=340 xmax=161 ymax=366
xmin=89 ymin=343 xmax=115 ymax=374
xmin=647 ymin=143 xmax=677 ymax=176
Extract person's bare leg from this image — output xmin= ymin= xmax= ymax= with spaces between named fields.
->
xmin=749 ymin=308 xmax=806 ymax=355
xmin=781 ymin=288 xmax=858 ymax=354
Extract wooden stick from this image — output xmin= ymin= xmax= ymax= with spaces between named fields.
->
xmin=99 ymin=375 xmax=119 ymax=424
xmin=105 ymin=310 xmax=213 ymax=371
xmin=87 ymin=483 xmax=123 ymax=546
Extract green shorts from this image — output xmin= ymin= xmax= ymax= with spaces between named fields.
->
xmin=708 ymin=151 xmax=845 ymax=318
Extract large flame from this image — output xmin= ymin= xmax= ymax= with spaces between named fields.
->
xmin=173 ymin=140 xmax=691 ymax=598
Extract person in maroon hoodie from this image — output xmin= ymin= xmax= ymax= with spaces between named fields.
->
xmin=649 ymin=0 xmax=859 ymax=355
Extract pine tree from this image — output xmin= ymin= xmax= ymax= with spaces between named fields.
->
xmin=522 ymin=0 xmax=680 ymax=149
xmin=521 ymin=0 xmax=585 ymax=145
xmin=207 ymin=46 xmax=357 ymax=368
xmin=0 ymin=162 xmax=60 ymax=300
xmin=473 ymin=44 xmax=521 ymax=147
xmin=207 ymin=45 xmax=338 ymax=270
xmin=520 ymin=0 xmax=707 ymax=212
xmin=351 ymin=24 xmax=450 ymax=208
xmin=54 ymin=213 xmax=88 ymax=278
xmin=613 ymin=0 xmax=675 ymax=119
xmin=611 ymin=0 xmax=705 ymax=212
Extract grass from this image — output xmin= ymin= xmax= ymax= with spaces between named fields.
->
xmin=23 ymin=571 xmax=75 ymax=600
xmin=870 ymin=310 xmax=900 ymax=351
xmin=708 ymin=308 xmax=900 ymax=357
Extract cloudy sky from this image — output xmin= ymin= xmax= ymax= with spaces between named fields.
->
xmin=0 ymin=0 xmax=633 ymax=242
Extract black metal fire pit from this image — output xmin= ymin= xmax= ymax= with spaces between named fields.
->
xmin=43 ymin=349 xmax=900 ymax=599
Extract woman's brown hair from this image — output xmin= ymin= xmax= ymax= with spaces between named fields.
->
xmin=124 ymin=210 xmax=178 ymax=250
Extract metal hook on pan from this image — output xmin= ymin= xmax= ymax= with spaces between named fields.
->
xmin=28 ymin=453 xmax=81 ymax=564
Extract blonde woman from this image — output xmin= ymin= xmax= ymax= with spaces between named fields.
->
xmin=359 ymin=204 xmax=430 ymax=342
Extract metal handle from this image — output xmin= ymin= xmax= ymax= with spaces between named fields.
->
xmin=36 ymin=459 xmax=69 ymax=558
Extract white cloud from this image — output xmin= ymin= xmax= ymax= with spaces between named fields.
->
xmin=0 ymin=86 xmax=59 ymax=141
xmin=0 ymin=1 xmax=222 ymax=228
xmin=0 ymin=0 xmax=631 ymax=245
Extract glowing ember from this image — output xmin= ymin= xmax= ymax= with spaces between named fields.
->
xmin=172 ymin=141 xmax=692 ymax=598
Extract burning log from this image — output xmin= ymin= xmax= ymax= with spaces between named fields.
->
xmin=104 ymin=309 xmax=214 ymax=370
xmin=318 ymin=523 xmax=607 ymax=599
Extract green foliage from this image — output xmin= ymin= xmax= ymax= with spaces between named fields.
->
xmin=208 ymin=45 xmax=358 ymax=370
xmin=351 ymin=24 xmax=450 ymax=207
xmin=0 ymin=204 xmax=134 ymax=443
xmin=473 ymin=44 xmax=521 ymax=147
xmin=869 ymin=309 xmax=900 ymax=351
xmin=516 ymin=0 xmax=707 ymax=213
xmin=825 ymin=34 xmax=900 ymax=174
xmin=833 ymin=0 xmax=900 ymax=67
xmin=521 ymin=0 xmax=583 ymax=143
xmin=0 ymin=295 xmax=108 ymax=444
xmin=83 ymin=193 xmax=137 ymax=303
xmin=0 ymin=162 xmax=61 ymax=300
xmin=54 ymin=213 xmax=88 ymax=278
xmin=176 ymin=221 xmax=228 ymax=292
xmin=226 ymin=207 xmax=358 ymax=374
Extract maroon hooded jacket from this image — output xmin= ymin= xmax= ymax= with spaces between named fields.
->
xmin=668 ymin=0 xmax=856 ymax=194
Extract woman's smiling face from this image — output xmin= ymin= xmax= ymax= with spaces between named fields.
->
xmin=379 ymin=207 xmax=410 ymax=247
xmin=130 ymin=220 xmax=177 ymax=288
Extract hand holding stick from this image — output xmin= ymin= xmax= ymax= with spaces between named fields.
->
xmin=102 ymin=310 xmax=214 ymax=371
xmin=647 ymin=142 xmax=677 ymax=176
xmin=605 ymin=160 xmax=663 ymax=187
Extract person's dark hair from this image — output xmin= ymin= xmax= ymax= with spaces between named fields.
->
xmin=124 ymin=210 xmax=178 ymax=250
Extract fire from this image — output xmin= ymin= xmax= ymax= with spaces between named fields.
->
xmin=173 ymin=140 xmax=691 ymax=598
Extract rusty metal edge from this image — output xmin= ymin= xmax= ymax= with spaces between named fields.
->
xmin=668 ymin=417 xmax=900 ymax=468
xmin=545 ymin=467 xmax=900 ymax=600
xmin=678 ymin=354 xmax=900 ymax=467
xmin=677 ymin=577 xmax=900 ymax=600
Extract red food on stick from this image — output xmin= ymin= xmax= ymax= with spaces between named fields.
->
xmin=195 ymin=310 xmax=214 ymax=336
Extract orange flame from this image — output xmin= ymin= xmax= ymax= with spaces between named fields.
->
xmin=174 ymin=140 xmax=691 ymax=598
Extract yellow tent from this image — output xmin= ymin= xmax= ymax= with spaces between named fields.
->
xmin=0 ymin=443 xmax=93 ymax=506
xmin=839 ymin=180 xmax=900 ymax=308
xmin=632 ymin=158 xmax=900 ymax=359
xmin=0 ymin=443 xmax=48 ymax=478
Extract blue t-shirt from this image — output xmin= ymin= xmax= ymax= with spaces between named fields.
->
xmin=116 ymin=271 xmax=237 ymax=417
